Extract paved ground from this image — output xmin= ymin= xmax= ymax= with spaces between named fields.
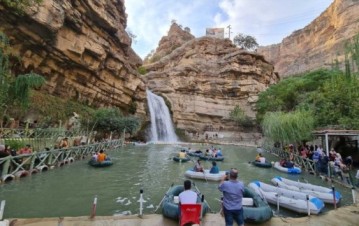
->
xmin=4 ymin=203 xmax=359 ymax=226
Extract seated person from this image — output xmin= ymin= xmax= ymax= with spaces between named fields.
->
xmin=284 ymin=160 xmax=294 ymax=168
xmin=193 ymin=160 xmax=204 ymax=172
xmin=279 ymin=158 xmax=286 ymax=167
xmin=178 ymin=150 xmax=186 ymax=158
xmin=209 ymin=161 xmax=219 ymax=174
xmin=255 ymin=153 xmax=260 ymax=162
xmin=18 ymin=144 xmax=32 ymax=155
xmin=212 ymin=149 xmax=218 ymax=157
xmin=216 ymin=148 xmax=223 ymax=157
xmin=92 ymin=150 xmax=99 ymax=161
xmin=179 ymin=180 xmax=197 ymax=204
xmin=97 ymin=149 xmax=107 ymax=162
xmin=258 ymin=153 xmax=266 ymax=163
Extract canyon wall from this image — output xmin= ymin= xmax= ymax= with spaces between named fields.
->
xmin=258 ymin=0 xmax=359 ymax=77
xmin=145 ymin=26 xmax=279 ymax=132
xmin=0 ymin=0 xmax=146 ymax=115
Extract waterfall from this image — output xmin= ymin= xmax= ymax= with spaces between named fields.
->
xmin=146 ymin=90 xmax=178 ymax=142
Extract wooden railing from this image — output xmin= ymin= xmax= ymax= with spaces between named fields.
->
xmin=0 ymin=139 xmax=122 ymax=183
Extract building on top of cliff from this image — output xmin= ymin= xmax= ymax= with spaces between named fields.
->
xmin=206 ymin=28 xmax=224 ymax=39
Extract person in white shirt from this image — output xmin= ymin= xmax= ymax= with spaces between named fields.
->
xmin=179 ymin=180 xmax=197 ymax=204
xmin=259 ymin=153 xmax=266 ymax=163
xmin=92 ymin=150 xmax=98 ymax=161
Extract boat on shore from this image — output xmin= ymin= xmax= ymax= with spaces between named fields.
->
xmin=273 ymin=162 xmax=301 ymax=174
xmin=184 ymin=169 xmax=226 ymax=181
xmin=161 ymin=185 xmax=209 ymax=220
xmin=271 ymin=176 xmax=342 ymax=204
xmin=248 ymin=180 xmax=324 ymax=215
xmin=242 ymin=187 xmax=273 ymax=223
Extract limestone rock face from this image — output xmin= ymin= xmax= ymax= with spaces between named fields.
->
xmin=145 ymin=36 xmax=279 ymax=132
xmin=149 ymin=23 xmax=195 ymax=61
xmin=258 ymin=0 xmax=359 ymax=77
xmin=0 ymin=0 xmax=146 ymax=115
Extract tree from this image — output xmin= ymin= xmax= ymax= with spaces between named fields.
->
xmin=233 ymin=33 xmax=258 ymax=50
xmin=229 ymin=105 xmax=253 ymax=127
xmin=89 ymin=107 xmax=141 ymax=137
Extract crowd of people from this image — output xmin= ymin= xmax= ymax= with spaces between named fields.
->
xmin=284 ymin=143 xmax=355 ymax=185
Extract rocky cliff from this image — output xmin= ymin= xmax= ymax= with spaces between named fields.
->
xmin=0 ymin=0 xmax=146 ymax=115
xmin=258 ymin=0 xmax=359 ymax=77
xmin=145 ymin=33 xmax=279 ymax=132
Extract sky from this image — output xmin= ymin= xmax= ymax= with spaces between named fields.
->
xmin=125 ymin=0 xmax=334 ymax=59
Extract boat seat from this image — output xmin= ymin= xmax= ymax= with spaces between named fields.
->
xmin=179 ymin=203 xmax=202 ymax=226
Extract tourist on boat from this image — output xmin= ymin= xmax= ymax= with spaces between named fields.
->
xmin=92 ymin=150 xmax=99 ymax=161
xmin=218 ymin=168 xmax=244 ymax=226
xmin=209 ymin=161 xmax=219 ymax=174
xmin=194 ymin=159 xmax=204 ymax=172
xmin=212 ymin=148 xmax=218 ymax=157
xmin=217 ymin=148 xmax=223 ymax=157
xmin=97 ymin=149 xmax=107 ymax=163
xmin=255 ymin=153 xmax=260 ymax=162
xmin=178 ymin=149 xmax=187 ymax=158
xmin=179 ymin=180 xmax=197 ymax=204
xmin=258 ymin=153 xmax=266 ymax=163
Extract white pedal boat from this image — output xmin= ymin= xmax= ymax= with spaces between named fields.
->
xmin=248 ymin=180 xmax=324 ymax=215
xmin=184 ymin=169 xmax=226 ymax=181
xmin=271 ymin=176 xmax=342 ymax=204
xmin=273 ymin=162 xmax=301 ymax=174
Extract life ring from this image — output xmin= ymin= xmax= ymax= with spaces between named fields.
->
xmin=1 ymin=174 xmax=15 ymax=182
xmin=14 ymin=170 xmax=29 ymax=179
xmin=63 ymin=160 xmax=69 ymax=164
xmin=68 ymin=157 xmax=75 ymax=163
xmin=57 ymin=161 xmax=65 ymax=167
xmin=36 ymin=165 xmax=49 ymax=172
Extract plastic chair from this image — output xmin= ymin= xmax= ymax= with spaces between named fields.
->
xmin=179 ymin=203 xmax=202 ymax=226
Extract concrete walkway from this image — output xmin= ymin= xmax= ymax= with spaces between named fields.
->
xmin=4 ymin=203 xmax=359 ymax=226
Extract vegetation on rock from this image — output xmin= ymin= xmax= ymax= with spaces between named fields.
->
xmin=233 ymin=33 xmax=259 ymax=50
xmin=229 ymin=105 xmax=253 ymax=128
xmin=258 ymin=33 xmax=359 ymax=143
xmin=0 ymin=32 xmax=45 ymax=126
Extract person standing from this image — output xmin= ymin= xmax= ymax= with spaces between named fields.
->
xmin=218 ymin=168 xmax=244 ymax=226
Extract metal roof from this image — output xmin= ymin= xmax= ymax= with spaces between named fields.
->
xmin=312 ymin=130 xmax=359 ymax=136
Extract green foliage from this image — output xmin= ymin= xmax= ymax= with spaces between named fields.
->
xmin=0 ymin=32 xmax=12 ymax=114
xmin=256 ymin=69 xmax=335 ymax=122
xmin=14 ymin=73 xmax=46 ymax=109
xmin=0 ymin=0 xmax=43 ymax=14
xmin=229 ymin=105 xmax=253 ymax=127
xmin=345 ymin=33 xmax=359 ymax=72
xmin=5 ymin=139 xmax=26 ymax=151
xmin=311 ymin=72 xmax=359 ymax=129
xmin=233 ymin=33 xmax=259 ymax=50
xmin=90 ymin=107 xmax=141 ymax=136
xmin=262 ymin=109 xmax=314 ymax=144
xmin=137 ymin=66 xmax=147 ymax=75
